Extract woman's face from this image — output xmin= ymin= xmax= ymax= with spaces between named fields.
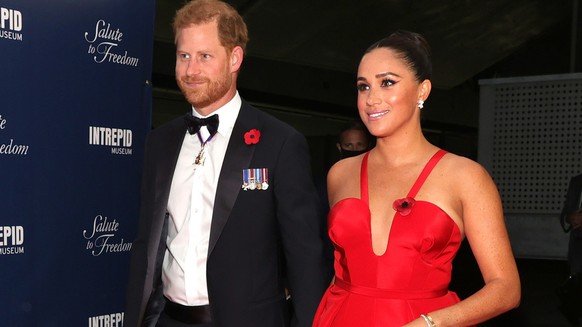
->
xmin=356 ymin=48 xmax=428 ymax=138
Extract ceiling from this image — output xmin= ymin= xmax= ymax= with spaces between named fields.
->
xmin=151 ymin=0 xmax=579 ymax=127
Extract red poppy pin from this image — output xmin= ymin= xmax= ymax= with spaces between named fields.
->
xmin=393 ymin=197 xmax=416 ymax=216
xmin=244 ymin=129 xmax=261 ymax=145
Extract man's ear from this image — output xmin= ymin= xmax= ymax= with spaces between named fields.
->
xmin=230 ymin=46 xmax=244 ymax=73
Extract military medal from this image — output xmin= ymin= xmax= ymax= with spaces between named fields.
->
xmin=261 ymin=168 xmax=269 ymax=190
xmin=194 ymin=143 xmax=206 ymax=165
xmin=248 ymin=168 xmax=256 ymax=190
xmin=255 ymin=168 xmax=263 ymax=190
xmin=242 ymin=168 xmax=269 ymax=190
xmin=193 ymin=130 xmax=215 ymax=166
xmin=242 ymin=169 xmax=249 ymax=190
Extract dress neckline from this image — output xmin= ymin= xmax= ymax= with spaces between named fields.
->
xmin=360 ymin=149 xmax=448 ymax=204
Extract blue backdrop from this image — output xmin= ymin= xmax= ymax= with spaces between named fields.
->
xmin=1 ymin=0 xmax=155 ymax=325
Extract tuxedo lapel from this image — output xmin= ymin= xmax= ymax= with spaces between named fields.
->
xmin=208 ymin=103 xmax=257 ymax=256
xmin=157 ymin=127 xmax=185 ymax=195
xmin=151 ymin=118 xmax=188 ymax=243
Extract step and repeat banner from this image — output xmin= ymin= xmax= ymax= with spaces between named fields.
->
xmin=1 ymin=0 xmax=155 ymax=325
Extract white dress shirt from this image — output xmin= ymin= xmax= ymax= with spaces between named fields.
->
xmin=163 ymin=92 xmax=241 ymax=305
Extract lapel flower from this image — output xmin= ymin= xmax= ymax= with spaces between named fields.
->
xmin=393 ymin=197 xmax=416 ymax=216
xmin=244 ymin=129 xmax=261 ymax=145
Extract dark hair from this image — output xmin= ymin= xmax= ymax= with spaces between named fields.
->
xmin=338 ymin=120 xmax=371 ymax=144
xmin=365 ymin=30 xmax=432 ymax=82
xmin=173 ymin=0 xmax=249 ymax=52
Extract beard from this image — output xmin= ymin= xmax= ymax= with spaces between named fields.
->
xmin=177 ymin=71 xmax=232 ymax=110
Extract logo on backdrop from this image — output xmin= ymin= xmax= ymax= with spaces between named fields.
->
xmin=88 ymin=312 xmax=124 ymax=327
xmin=1 ymin=114 xmax=30 ymax=156
xmin=0 ymin=226 xmax=25 ymax=255
xmin=89 ymin=125 xmax=133 ymax=155
xmin=83 ymin=214 xmax=132 ymax=256
xmin=84 ymin=19 xmax=140 ymax=67
xmin=0 ymin=6 xmax=23 ymax=42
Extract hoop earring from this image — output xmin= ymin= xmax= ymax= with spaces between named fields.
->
xmin=417 ymin=100 xmax=424 ymax=109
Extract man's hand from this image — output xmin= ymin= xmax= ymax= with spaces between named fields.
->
xmin=567 ymin=209 xmax=582 ymax=229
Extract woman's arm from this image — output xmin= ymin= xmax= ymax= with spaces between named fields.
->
xmin=406 ymin=158 xmax=521 ymax=327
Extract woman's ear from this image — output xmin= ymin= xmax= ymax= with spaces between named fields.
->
xmin=418 ymin=79 xmax=432 ymax=102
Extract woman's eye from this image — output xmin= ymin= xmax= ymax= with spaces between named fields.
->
xmin=381 ymin=79 xmax=396 ymax=87
xmin=356 ymin=83 xmax=369 ymax=92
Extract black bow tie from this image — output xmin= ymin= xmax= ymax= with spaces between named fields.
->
xmin=184 ymin=113 xmax=219 ymax=136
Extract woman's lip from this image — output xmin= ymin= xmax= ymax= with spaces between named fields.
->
xmin=368 ymin=110 xmax=389 ymax=119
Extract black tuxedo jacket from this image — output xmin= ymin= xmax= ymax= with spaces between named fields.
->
xmin=560 ymin=173 xmax=582 ymax=273
xmin=125 ymin=101 xmax=331 ymax=327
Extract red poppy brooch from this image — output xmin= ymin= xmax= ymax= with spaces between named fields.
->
xmin=244 ymin=129 xmax=261 ymax=145
xmin=393 ymin=197 xmax=416 ymax=216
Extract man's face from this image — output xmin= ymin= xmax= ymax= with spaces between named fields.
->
xmin=175 ymin=20 xmax=238 ymax=115
xmin=339 ymin=129 xmax=369 ymax=151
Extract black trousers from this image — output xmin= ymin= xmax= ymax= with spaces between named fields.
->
xmin=156 ymin=311 xmax=214 ymax=327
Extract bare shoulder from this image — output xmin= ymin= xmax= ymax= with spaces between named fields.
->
xmin=328 ymin=157 xmax=354 ymax=178
xmin=438 ymin=152 xmax=500 ymax=202
xmin=331 ymin=151 xmax=367 ymax=173
xmin=327 ymin=155 xmax=363 ymax=204
xmin=427 ymin=152 xmax=503 ymax=236
xmin=440 ymin=152 xmax=493 ymax=182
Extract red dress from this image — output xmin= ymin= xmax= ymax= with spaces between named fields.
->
xmin=313 ymin=150 xmax=463 ymax=327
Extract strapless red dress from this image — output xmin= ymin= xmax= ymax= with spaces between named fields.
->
xmin=313 ymin=150 xmax=464 ymax=327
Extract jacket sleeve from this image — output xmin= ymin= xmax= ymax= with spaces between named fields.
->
xmin=272 ymin=130 xmax=333 ymax=327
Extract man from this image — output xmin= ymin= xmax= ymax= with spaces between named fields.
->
xmin=560 ymin=173 xmax=582 ymax=274
xmin=125 ymin=1 xmax=330 ymax=326
xmin=335 ymin=120 xmax=371 ymax=159
xmin=558 ymin=173 xmax=582 ymax=324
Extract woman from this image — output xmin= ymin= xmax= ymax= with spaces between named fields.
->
xmin=312 ymin=30 xmax=520 ymax=327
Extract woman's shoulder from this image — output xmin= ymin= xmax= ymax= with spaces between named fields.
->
xmin=328 ymin=153 xmax=365 ymax=178
xmin=441 ymin=151 xmax=491 ymax=178
xmin=327 ymin=153 xmax=366 ymax=200
xmin=439 ymin=151 xmax=498 ymax=195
